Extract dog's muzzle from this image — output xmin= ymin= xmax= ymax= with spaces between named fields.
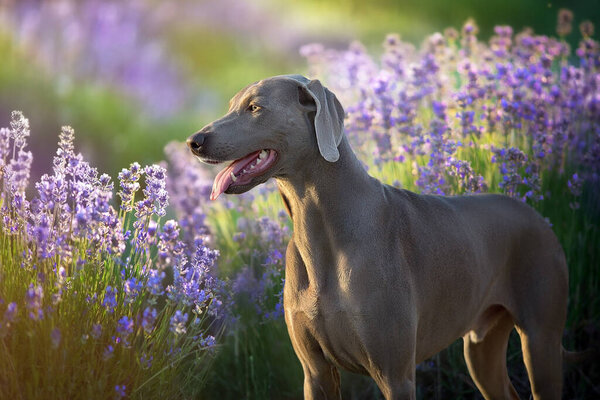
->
xmin=187 ymin=132 xmax=208 ymax=156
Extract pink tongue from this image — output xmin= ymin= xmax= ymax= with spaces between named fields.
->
xmin=210 ymin=151 xmax=261 ymax=200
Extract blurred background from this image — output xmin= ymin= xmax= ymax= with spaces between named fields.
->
xmin=1 ymin=0 xmax=598 ymax=181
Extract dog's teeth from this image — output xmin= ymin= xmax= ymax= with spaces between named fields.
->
xmin=259 ymin=150 xmax=267 ymax=159
xmin=230 ymin=172 xmax=237 ymax=182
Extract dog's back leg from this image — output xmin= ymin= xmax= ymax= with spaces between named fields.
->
xmin=463 ymin=308 xmax=520 ymax=400
xmin=516 ymin=327 xmax=563 ymax=400
xmin=511 ymin=236 xmax=568 ymax=400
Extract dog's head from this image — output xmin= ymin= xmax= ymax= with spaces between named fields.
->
xmin=187 ymin=75 xmax=345 ymax=200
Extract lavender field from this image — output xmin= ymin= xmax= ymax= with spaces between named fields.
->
xmin=1 ymin=2 xmax=599 ymax=399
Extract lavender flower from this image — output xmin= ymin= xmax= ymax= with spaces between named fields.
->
xmin=91 ymin=323 xmax=102 ymax=340
xmin=9 ymin=111 xmax=30 ymax=151
xmin=103 ymin=286 xmax=118 ymax=313
xmin=164 ymin=142 xmax=212 ymax=246
xmin=557 ymin=9 xmax=574 ymax=37
xmin=117 ymin=316 xmax=134 ymax=336
xmin=567 ymin=173 xmax=583 ymax=210
xmin=446 ymin=158 xmax=487 ymax=193
xmin=198 ymin=334 xmax=216 ymax=349
xmin=6 ymin=149 xmax=33 ymax=193
xmin=103 ymin=344 xmax=114 ymax=361
xmin=140 ymin=164 xmax=169 ymax=218
xmin=141 ymin=307 xmax=157 ymax=334
xmin=146 ymin=270 xmax=165 ymax=296
xmin=580 ymin=21 xmax=594 ymax=38
xmin=167 ymin=239 xmax=220 ymax=310
xmin=0 ymin=127 xmax=10 ymax=165
xmin=491 ymin=147 xmax=542 ymax=201
xmin=53 ymin=126 xmax=75 ymax=173
xmin=1 ymin=302 xmax=18 ymax=333
xmin=118 ymin=162 xmax=141 ymax=212
xmin=124 ymin=277 xmax=142 ymax=304
xmin=140 ymin=353 xmax=153 ymax=369
xmin=157 ymin=219 xmax=183 ymax=265
xmin=461 ymin=19 xmax=479 ymax=57
xmin=115 ymin=385 xmax=126 ymax=399
xmin=116 ymin=315 xmax=134 ymax=346
xmin=25 ymin=284 xmax=44 ymax=321
xmin=170 ymin=310 xmax=188 ymax=335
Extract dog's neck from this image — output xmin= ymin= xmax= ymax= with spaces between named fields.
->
xmin=276 ymin=136 xmax=380 ymax=288
xmin=276 ymin=136 xmax=376 ymax=223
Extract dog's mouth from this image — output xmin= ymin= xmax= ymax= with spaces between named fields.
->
xmin=209 ymin=149 xmax=278 ymax=200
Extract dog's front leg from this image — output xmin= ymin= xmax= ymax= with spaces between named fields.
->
xmin=292 ymin=333 xmax=341 ymax=399
xmin=285 ymin=315 xmax=341 ymax=400
xmin=376 ymin=376 xmax=416 ymax=400
xmin=301 ymin=352 xmax=341 ymax=400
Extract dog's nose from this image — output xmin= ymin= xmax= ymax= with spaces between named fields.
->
xmin=187 ymin=132 xmax=206 ymax=153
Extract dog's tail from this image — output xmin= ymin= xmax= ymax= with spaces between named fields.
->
xmin=562 ymin=346 xmax=597 ymax=365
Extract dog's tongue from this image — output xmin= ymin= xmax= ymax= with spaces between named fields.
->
xmin=210 ymin=165 xmax=235 ymax=201
xmin=210 ymin=151 xmax=261 ymax=200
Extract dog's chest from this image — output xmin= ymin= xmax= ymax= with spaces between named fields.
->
xmin=287 ymin=290 xmax=369 ymax=374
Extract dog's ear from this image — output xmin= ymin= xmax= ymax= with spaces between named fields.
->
xmin=299 ymin=79 xmax=345 ymax=162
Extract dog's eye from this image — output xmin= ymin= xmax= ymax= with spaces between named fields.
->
xmin=247 ymin=104 xmax=261 ymax=113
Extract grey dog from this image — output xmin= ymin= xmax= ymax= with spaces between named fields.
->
xmin=187 ymin=75 xmax=575 ymax=399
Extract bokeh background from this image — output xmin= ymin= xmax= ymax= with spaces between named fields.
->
xmin=1 ymin=0 xmax=599 ymax=182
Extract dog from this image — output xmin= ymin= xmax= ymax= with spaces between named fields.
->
xmin=188 ymin=75 xmax=572 ymax=399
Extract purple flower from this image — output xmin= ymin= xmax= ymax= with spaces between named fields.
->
xmin=124 ymin=277 xmax=142 ymax=304
xmin=6 ymin=149 xmax=33 ymax=193
xmin=140 ymin=353 xmax=153 ymax=369
xmin=2 ymin=302 xmax=18 ymax=329
xmin=54 ymin=126 xmax=75 ymax=173
xmin=491 ymin=147 xmax=541 ymax=201
xmin=25 ymin=284 xmax=44 ymax=321
xmin=9 ymin=111 xmax=30 ymax=150
xmin=140 ymin=164 xmax=169 ymax=218
xmin=233 ymin=232 xmax=246 ymax=242
xmin=557 ymin=9 xmax=574 ymax=36
xmin=580 ymin=21 xmax=594 ymax=38
xmin=91 ymin=323 xmax=102 ymax=340
xmin=118 ymin=162 xmax=141 ymax=212
xmin=141 ymin=307 xmax=157 ymax=334
xmin=103 ymin=345 xmax=114 ymax=361
xmin=446 ymin=158 xmax=488 ymax=193
xmin=167 ymin=239 xmax=220 ymax=308
xmin=117 ymin=316 xmax=134 ymax=336
xmin=199 ymin=334 xmax=216 ymax=349
xmin=567 ymin=173 xmax=584 ymax=210
xmin=146 ymin=270 xmax=165 ymax=296
xmin=170 ymin=310 xmax=188 ymax=335
xmin=103 ymin=286 xmax=118 ymax=313
xmin=115 ymin=385 xmax=126 ymax=399
xmin=0 ymin=127 xmax=10 ymax=163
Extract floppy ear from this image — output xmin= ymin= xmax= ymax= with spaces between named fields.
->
xmin=301 ymin=79 xmax=345 ymax=162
